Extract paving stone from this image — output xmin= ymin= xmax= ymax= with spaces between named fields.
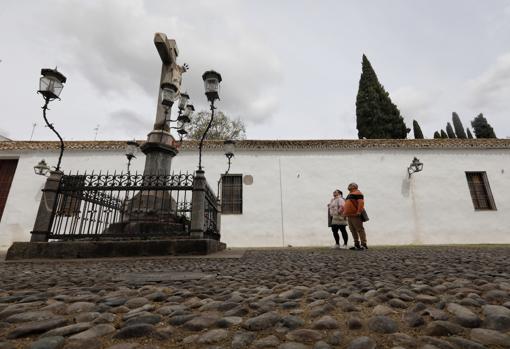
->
xmin=347 ymin=314 xmax=363 ymax=329
xmin=424 ymin=321 xmax=464 ymax=336
xmin=419 ymin=336 xmax=457 ymax=349
xmin=446 ymin=303 xmax=481 ymax=328
xmin=390 ymin=333 xmax=417 ymax=348
xmin=69 ymin=324 xmax=116 ymax=340
xmin=484 ymin=290 xmax=509 ymax=303
xmin=367 ymin=315 xmax=399 ymax=333
xmin=447 ymin=336 xmax=487 ymax=349
xmin=125 ymin=297 xmax=149 ymax=309
xmin=124 ymin=314 xmax=161 ymax=327
xmin=231 ymin=331 xmax=256 ymax=349
xmin=278 ymin=343 xmax=310 ymax=349
xmin=197 ymin=329 xmax=228 ymax=344
xmin=312 ymin=315 xmax=339 ymax=329
xmin=470 ymin=328 xmax=510 ymax=347
xmin=424 ymin=308 xmax=449 ymax=321
xmin=67 ymin=302 xmax=97 ymax=314
xmin=183 ymin=315 xmax=220 ymax=331
xmin=105 ymin=344 xmax=140 ymax=349
xmin=279 ymin=289 xmax=305 ymax=299
xmin=63 ymin=338 xmax=102 ymax=349
xmin=5 ymin=311 xmax=55 ymax=323
xmin=417 ymin=295 xmax=440 ymax=304
xmin=404 ymin=311 xmax=425 ymax=327
xmin=372 ymin=305 xmax=395 ymax=316
xmin=114 ymin=324 xmax=156 ymax=339
xmin=29 ymin=336 xmax=65 ymax=349
xmin=244 ymin=311 xmax=281 ymax=331
xmin=314 ymin=341 xmax=330 ymax=349
xmin=286 ymin=329 xmax=323 ymax=343
xmin=216 ymin=316 xmax=242 ymax=328
xmin=168 ymin=313 xmax=196 ymax=326
xmin=389 ymin=298 xmax=408 ymax=309
xmin=346 ymin=336 xmax=376 ymax=349
xmin=482 ymin=304 xmax=510 ymax=331
xmin=75 ymin=312 xmax=100 ymax=323
xmin=253 ymin=335 xmax=280 ymax=348
xmin=7 ymin=318 xmax=69 ymax=339
xmin=41 ymin=322 xmax=93 ymax=337
xmin=326 ymin=330 xmax=342 ymax=346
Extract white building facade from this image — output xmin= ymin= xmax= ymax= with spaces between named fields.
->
xmin=0 ymin=139 xmax=509 ymax=251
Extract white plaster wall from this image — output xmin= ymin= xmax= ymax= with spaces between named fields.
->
xmin=1 ymin=146 xmax=509 ymax=250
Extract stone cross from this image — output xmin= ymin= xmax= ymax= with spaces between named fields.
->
xmin=153 ymin=33 xmax=187 ymax=131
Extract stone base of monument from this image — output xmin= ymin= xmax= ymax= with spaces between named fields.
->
xmin=5 ymin=239 xmax=226 ymax=260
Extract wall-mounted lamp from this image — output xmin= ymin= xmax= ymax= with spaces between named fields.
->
xmin=408 ymin=157 xmax=423 ymax=178
xmin=34 ymin=159 xmax=51 ymax=176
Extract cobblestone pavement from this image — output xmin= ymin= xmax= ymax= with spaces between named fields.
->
xmin=1 ymin=247 xmax=510 ymax=349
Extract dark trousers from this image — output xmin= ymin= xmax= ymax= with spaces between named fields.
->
xmin=331 ymin=225 xmax=348 ymax=245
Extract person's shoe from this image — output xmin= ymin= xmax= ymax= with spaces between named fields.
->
xmin=361 ymin=243 xmax=368 ymax=250
xmin=349 ymin=243 xmax=361 ymax=250
xmin=331 ymin=244 xmax=340 ymax=249
xmin=342 ymin=244 xmax=348 ymax=249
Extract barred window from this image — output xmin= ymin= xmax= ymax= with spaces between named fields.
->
xmin=221 ymin=174 xmax=242 ymax=214
xmin=465 ymin=172 xmax=496 ymax=211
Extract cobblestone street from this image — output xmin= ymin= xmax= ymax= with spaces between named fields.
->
xmin=1 ymin=247 xmax=510 ymax=349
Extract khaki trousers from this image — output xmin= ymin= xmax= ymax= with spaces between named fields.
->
xmin=347 ymin=216 xmax=367 ymax=245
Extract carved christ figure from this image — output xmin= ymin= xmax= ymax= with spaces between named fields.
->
xmin=153 ymin=33 xmax=188 ymax=131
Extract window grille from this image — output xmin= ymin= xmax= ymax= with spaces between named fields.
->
xmin=221 ymin=174 xmax=243 ymax=214
xmin=465 ymin=172 xmax=496 ymax=210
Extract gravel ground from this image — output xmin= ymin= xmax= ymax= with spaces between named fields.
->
xmin=0 ymin=246 xmax=510 ymax=349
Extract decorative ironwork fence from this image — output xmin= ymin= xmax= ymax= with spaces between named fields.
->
xmin=204 ymin=182 xmax=219 ymax=239
xmin=48 ymin=172 xmax=194 ymax=240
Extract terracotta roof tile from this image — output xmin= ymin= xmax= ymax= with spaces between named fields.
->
xmin=1 ymin=139 xmax=510 ymax=151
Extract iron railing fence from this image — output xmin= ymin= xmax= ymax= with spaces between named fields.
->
xmin=204 ymin=182 xmax=219 ymax=239
xmin=48 ymin=171 xmax=194 ymax=240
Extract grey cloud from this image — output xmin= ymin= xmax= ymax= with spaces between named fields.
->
xmin=46 ymin=0 xmax=282 ymax=125
xmin=106 ymin=109 xmax=152 ymax=136
xmin=467 ymin=52 xmax=510 ymax=112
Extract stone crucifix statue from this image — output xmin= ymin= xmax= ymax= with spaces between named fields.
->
xmin=153 ymin=32 xmax=188 ymax=131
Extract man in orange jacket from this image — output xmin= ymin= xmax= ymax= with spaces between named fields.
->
xmin=343 ymin=182 xmax=368 ymax=250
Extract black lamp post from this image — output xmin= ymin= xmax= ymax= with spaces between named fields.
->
xmin=37 ymin=68 xmax=67 ymax=172
xmin=217 ymin=139 xmax=236 ymax=200
xmin=160 ymin=83 xmax=192 ymax=142
xmin=34 ymin=159 xmax=51 ymax=176
xmin=223 ymin=140 xmax=235 ymax=174
xmin=198 ymin=70 xmax=222 ymax=170
xmin=408 ymin=157 xmax=424 ymax=178
xmin=125 ymin=141 xmax=140 ymax=173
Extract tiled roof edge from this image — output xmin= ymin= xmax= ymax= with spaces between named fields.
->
xmin=1 ymin=139 xmax=510 ymax=151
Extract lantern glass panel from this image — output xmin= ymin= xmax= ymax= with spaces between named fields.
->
xmin=178 ymin=93 xmax=189 ymax=110
xmin=204 ymin=78 xmax=219 ymax=93
xmin=224 ymin=142 xmax=235 ymax=156
xmin=125 ymin=142 xmax=138 ymax=157
xmin=161 ymin=86 xmax=178 ymax=104
xmin=39 ymin=76 xmax=63 ymax=98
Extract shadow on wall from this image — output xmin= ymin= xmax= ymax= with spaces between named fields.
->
xmin=401 ymin=171 xmax=410 ymax=198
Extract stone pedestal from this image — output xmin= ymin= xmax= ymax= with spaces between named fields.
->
xmin=30 ymin=171 xmax=63 ymax=242
xmin=6 ymin=239 xmax=226 ymax=260
xmin=190 ymin=170 xmax=206 ymax=239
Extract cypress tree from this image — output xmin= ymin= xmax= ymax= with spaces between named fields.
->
xmin=356 ymin=55 xmax=408 ymax=139
xmin=440 ymin=129 xmax=448 ymax=138
xmin=452 ymin=112 xmax=467 ymax=138
xmin=413 ymin=120 xmax=424 ymax=139
xmin=471 ymin=113 xmax=497 ymax=138
xmin=433 ymin=131 xmax=441 ymax=139
xmin=446 ymin=122 xmax=456 ymax=138
xmin=466 ymin=128 xmax=473 ymax=139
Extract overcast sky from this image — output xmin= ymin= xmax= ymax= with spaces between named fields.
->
xmin=1 ymin=0 xmax=510 ymax=141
